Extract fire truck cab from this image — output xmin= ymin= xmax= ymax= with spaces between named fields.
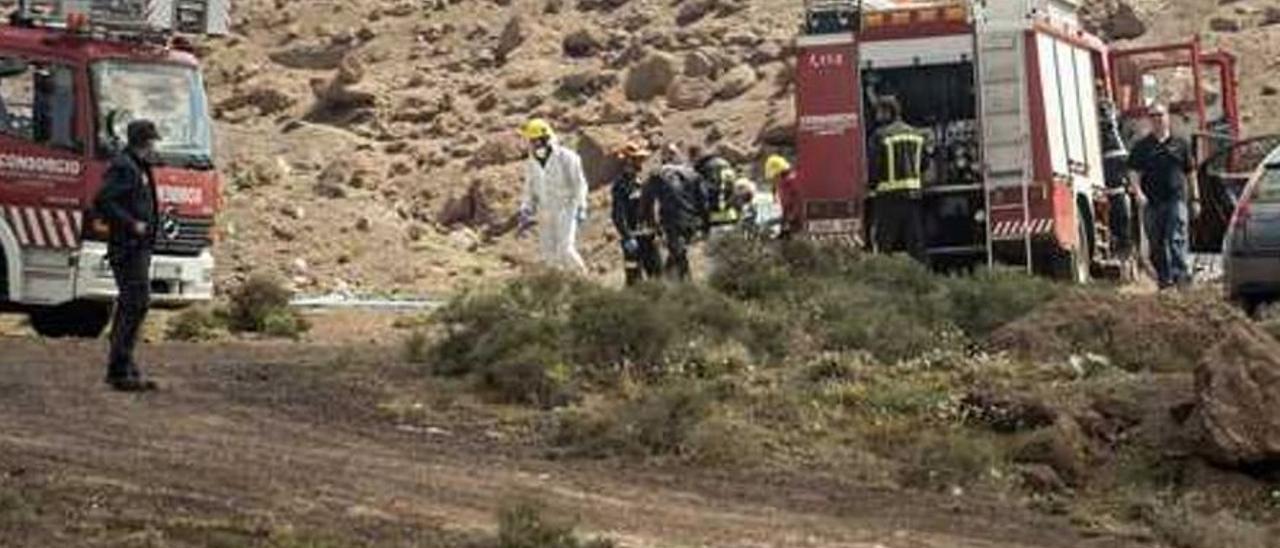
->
xmin=791 ymin=0 xmax=1241 ymax=280
xmin=0 ymin=0 xmax=226 ymax=337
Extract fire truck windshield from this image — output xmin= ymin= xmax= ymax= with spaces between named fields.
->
xmin=91 ymin=60 xmax=212 ymax=168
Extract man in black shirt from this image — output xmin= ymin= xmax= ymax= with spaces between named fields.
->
xmin=94 ymin=120 xmax=162 ymax=392
xmin=1127 ymin=104 xmax=1201 ymax=289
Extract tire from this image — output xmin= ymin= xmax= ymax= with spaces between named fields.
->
xmin=29 ymin=300 xmax=112 ymax=339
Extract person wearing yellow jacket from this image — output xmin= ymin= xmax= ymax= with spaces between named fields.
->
xmin=518 ymin=119 xmax=589 ymax=273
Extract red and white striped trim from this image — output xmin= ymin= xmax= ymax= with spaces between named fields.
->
xmin=991 ymin=218 xmax=1054 ymax=240
xmin=2 ymin=206 xmax=82 ymax=249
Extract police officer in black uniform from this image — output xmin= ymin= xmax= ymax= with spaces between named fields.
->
xmin=642 ymin=146 xmax=706 ymax=281
xmin=94 ymin=120 xmax=162 ymax=392
xmin=611 ymin=142 xmax=662 ymax=285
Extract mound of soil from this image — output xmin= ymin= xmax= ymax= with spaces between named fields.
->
xmin=1193 ymin=323 xmax=1280 ymax=466
xmin=988 ymin=291 xmax=1249 ymax=372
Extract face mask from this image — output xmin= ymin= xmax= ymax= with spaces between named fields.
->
xmin=533 ymin=146 xmax=551 ymax=161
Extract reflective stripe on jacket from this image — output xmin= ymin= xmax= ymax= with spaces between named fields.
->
xmin=877 ymin=130 xmax=925 ymax=193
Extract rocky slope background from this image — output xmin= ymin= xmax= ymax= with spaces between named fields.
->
xmin=204 ymin=0 xmax=1280 ymax=296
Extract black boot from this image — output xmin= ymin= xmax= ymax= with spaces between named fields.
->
xmin=106 ymin=376 xmax=158 ymax=392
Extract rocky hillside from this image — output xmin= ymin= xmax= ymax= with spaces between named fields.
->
xmin=203 ymin=0 xmax=1280 ymax=297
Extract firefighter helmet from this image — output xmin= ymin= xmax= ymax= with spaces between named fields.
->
xmin=613 ymin=141 xmax=651 ymax=161
xmin=519 ymin=118 xmax=555 ymax=141
xmin=764 ymin=155 xmax=791 ymax=181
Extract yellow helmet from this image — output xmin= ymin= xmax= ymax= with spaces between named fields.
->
xmin=519 ymin=118 xmax=554 ymax=141
xmin=764 ymin=155 xmax=792 ymax=181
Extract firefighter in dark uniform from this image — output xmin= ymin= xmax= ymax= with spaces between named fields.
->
xmin=94 ymin=120 xmax=162 ymax=392
xmin=692 ymin=150 xmax=739 ymax=231
xmin=611 ymin=142 xmax=662 ymax=285
xmin=642 ymin=146 xmax=706 ymax=281
xmin=868 ymin=96 xmax=930 ymax=262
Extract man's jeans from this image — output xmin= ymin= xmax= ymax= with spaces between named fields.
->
xmin=1144 ymin=199 xmax=1189 ymax=288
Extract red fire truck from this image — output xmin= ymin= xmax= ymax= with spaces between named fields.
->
xmin=0 ymin=0 xmax=226 ymax=337
xmin=791 ymin=0 xmax=1241 ymax=281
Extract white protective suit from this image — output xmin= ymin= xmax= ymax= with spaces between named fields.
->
xmin=521 ymin=141 xmax=589 ymax=273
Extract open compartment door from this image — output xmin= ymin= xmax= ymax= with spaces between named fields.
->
xmin=1195 ymin=135 xmax=1280 ymax=252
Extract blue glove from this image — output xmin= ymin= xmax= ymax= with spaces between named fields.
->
xmin=576 ymin=208 xmax=588 ymax=223
xmin=622 ymin=238 xmax=639 ymax=255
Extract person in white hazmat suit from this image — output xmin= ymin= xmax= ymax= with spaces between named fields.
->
xmin=518 ymin=119 xmax=589 ymax=273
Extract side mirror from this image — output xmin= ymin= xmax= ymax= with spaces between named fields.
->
xmin=99 ymin=108 xmax=129 ymax=154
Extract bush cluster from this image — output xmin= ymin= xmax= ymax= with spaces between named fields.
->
xmin=430 ymin=272 xmax=773 ymax=406
xmin=709 ymin=235 xmax=1060 ymax=362
xmin=165 ymin=274 xmax=310 ymax=341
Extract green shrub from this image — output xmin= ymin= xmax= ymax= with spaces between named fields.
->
xmin=1142 ymin=502 xmax=1272 ymax=548
xmin=900 ymin=428 xmax=1005 ymax=490
xmin=552 ymin=382 xmax=729 ymax=460
xmin=431 ymin=291 xmax=566 ymax=377
xmin=706 ymin=235 xmax=791 ymax=300
xmin=657 ymin=283 xmax=748 ymax=340
xmin=227 ymin=274 xmax=292 ymax=331
xmin=497 ymin=500 xmax=579 ymax=548
xmin=495 ymin=500 xmax=614 ymax=548
xmin=944 ymin=268 xmax=1059 ymax=338
xmin=404 ymin=331 xmax=430 ymax=364
xmin=166 ymin=306 xmax=223 ymax=341
xmin=224 ymin=274 xmax=309 ymax=338
xmin=617 ymin=382 xmax=717 ymax=456
xmin=260 ymin=310 xmax=309 ymax=340
xmin=568 ymin=287 xmax=676 ymax=371
xmin=479 ymin=344 xmax=575 ymax=408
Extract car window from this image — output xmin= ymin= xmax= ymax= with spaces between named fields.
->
xmin=0 ymin=57 xmax=78 ymax=151
xmin=1253 ymin=167 xmax=1280 ymax=203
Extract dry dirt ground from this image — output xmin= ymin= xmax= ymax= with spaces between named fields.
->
xmin=0 ymin=331 xmax=1157 ymax=548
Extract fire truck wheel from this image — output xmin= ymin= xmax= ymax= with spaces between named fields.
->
xmin=28 ymin=301 xmax=112 ymax=339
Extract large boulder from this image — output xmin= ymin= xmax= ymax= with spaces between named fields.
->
xmin=1208 ymin=17 xmax=1242 ymax=33
xmin=1192 ymin=326 xmax=1280 ymax=467
xmin=757 ymin=103 xmax=796 ymax=146
xmin=268 ymin=40 xmax=356 ymax=70
xmin=1098 ymin=1 xmax=1146 ymax=40
xmin=576 ymin=127 xmax=628 ymax=189
xmin=716 ymin=64 xmax=758 ymax=100
xmin=562 ymin=28 xmax=605 ymax=58
xmin=495 ymin=15 xmax=527 ymax=63
xmin=667 ymin=76 xmax=715 ymax=111
xmin=470 ymin=133 xmax=527 ymax=168
xmin=676 ymin=0 xmax=716 ymax=26
xmin=624 ymin=52 xmax=679 ymax=102
xmin=684 ymin=50 xmax=717 ymax=79
xmin=438 ymin=180 xmax=495 ymax=229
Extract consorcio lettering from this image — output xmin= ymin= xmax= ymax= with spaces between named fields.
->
xmin=0 ymin=154 xmax=82 ymax=177
xmin=800 ymin=113 xmax=859 ymax=135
